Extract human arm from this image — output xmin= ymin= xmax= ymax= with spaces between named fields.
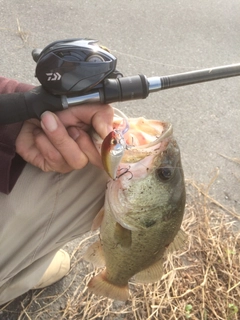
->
xmin=0 ymin=77 xmax=34 ymax=194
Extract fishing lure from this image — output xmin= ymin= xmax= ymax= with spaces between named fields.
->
xmin=101 ymin=109 xmax=129 ymax=179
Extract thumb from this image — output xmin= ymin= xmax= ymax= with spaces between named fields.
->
xmin=40 ymin=111 xmax=59 ymax=133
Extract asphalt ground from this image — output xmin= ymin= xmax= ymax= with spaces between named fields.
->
xmin=1 ymin=0 xmax=239 ymax=211
xmin=0 ymin=0 xmax=240 ymax=317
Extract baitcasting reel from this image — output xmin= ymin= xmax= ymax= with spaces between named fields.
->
xmin=0 ymin=37 xmax=240 ymax=124
xmin=32 ymin=38 xmax=122 ymax=95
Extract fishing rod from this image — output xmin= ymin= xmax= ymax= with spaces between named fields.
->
xmin=1 ymin=38 xmax=240 ymax=124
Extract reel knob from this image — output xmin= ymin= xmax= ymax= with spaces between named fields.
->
xmin=86 ymin=54 xmax=105 ymax=63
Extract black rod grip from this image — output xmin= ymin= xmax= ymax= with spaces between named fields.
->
xmin=0 ymin=86 xmax=64 ymax=125
xmin=103 ymin=75 xmax=149 ymax=104
xmin=0 ymin=92 xmax=28 ymax=124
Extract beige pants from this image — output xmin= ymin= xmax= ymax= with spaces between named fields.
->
xmin=0 ymin=163 xmax=108 ymax=305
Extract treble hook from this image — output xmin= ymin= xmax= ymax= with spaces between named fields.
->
xmin=117 ymin=166 xmax=133 ymax=180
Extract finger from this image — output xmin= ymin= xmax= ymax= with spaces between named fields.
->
xmin=40 ymin=111 xmax=89 ymax=170
xmin=16 ymin=120 xmax=42 ymax=164
xmin=68 ymin=127 xmax=103 ymax=169
xmin=57 ymin=104 xmax=114 ymax=138
xmin=33 ymin=128 xmax=72 ymax=172
xmin=91 ymin=104 xmax=114 ymax=139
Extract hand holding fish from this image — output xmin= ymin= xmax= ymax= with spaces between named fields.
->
xmin=16 ymin=104 xmax=114 ymax=173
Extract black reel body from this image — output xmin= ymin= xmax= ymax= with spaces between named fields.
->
xmin=33 ymin=38 xmax=117 ymax=95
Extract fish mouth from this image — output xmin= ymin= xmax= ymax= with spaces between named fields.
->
xmin=127 ymin=121 xmax=172 ymax=149
xmin=119 ymin=118 xmax=173 ymax=164
xmin=92 ymin=108 xmax=173 ymax=177
xmin=103 ymin=113 xmax=176 ymax=230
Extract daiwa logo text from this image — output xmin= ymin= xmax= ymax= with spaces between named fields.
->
xmin=46 ymin=72 xmax=61 ymax=81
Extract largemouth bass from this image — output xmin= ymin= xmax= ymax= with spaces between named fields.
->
xmin=85 ymin=114 xmax=186 ymax=301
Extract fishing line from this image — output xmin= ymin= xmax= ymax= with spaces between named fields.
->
xmin=111 ymin=49 xmax=205 ymax=70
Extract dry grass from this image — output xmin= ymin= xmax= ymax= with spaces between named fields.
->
xmin=1 ymin=182 xmax=239 ymax=320
xmin=0 ymin=19 xmax=29 ymax=44
xmin=16 ymin=19 xmax=29 ymax=43
xmin=61 ymin=182 xmax=240 ymax=320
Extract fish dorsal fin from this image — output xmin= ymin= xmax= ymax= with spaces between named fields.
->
xmin=134 ymin=259 xmax=164 ymax=284
xmin=91 ymin=207 xmax=104 ymax=231
xmin=83 ymin=240 xmax=105 ymax=267
xmin=88 ymin=269 xmax=129 ymax=301
xmin=166 ymin=229 xmax=188 ymax=254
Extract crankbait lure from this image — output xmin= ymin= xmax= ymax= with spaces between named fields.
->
xmin=101 ymin=109 xmax=129 ymax=179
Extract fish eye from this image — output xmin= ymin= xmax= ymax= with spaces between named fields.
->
xmin=156 ymin=166 xmax=174 ymax=181
xmin=110 ymin=138 xmax=118 ymax=145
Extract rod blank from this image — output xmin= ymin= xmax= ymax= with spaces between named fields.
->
xmin=160 ymin=63 xmax=240 ymax=90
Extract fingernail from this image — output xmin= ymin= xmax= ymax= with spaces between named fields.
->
xmin=41 ymin=112 xmax=58 ymax=132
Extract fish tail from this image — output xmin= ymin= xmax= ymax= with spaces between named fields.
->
xmin=88 ymin=270 xmax=129 ymax=301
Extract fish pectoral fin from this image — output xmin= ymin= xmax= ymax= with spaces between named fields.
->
xmin=83 ymin=240 xmax=105 ymax=267
xmin=91 ymin=207 xmax=105 ymax=231
xmin=88 ymin=270 xmax=129 ymax=301
xmin=114 ymin=222 xmax=132 ymax=248
xmin=134 ymin=259 xmax=163 ymax=284
xmin=166 ymin=229 xmax=188 ymax=254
